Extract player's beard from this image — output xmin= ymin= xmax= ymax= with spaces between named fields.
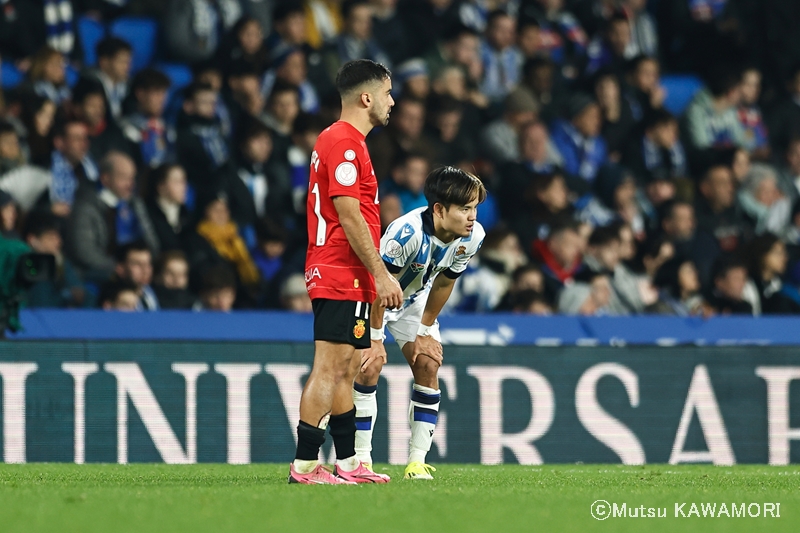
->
xmin=369 ymin=106 xmax=390 ymax=127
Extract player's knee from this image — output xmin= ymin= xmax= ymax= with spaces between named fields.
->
xmin=359 ymin=360 xmax=383 ymax=383
xmin=414 ymin=355 xmax=439 ymax=379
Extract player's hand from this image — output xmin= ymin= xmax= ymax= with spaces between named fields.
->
xmin=411 ymin=335 xmax=443 ymax=367
xmin=376 ymin=273 xmax=403 ymax=310
xmin=361 ymin=339 xmax=387 ymax=373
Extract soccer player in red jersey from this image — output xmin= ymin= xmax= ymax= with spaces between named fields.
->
xmin=289 ymin=59 xmax=403 ymax=484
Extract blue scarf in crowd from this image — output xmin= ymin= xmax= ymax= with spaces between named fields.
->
xmin=115 ymin=199 xmax=142 ymax=246
xmin=43 ymin=0 xmax=75 ymax=54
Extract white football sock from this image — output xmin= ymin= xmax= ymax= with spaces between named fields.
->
xmin=408 ymin=383 xmax=440 ymax=465
xmin=353 ymin=383 xmax=378 ymax=464
xmin=292 ymin=459 xmax=319 ymax=474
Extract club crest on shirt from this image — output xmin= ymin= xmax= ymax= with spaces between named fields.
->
xmin=410 ymin=262 xmax=425 ymax=272
xmin=385 ymin=239 xmax=403 ymax=258
xmin=455 ymin=245 xmax=467 ymax=256
xmin=353 ymin=319 xmax=366 ymax=339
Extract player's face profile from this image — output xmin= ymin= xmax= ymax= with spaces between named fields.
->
xmin=367 ymin=77 xmax=394 ymax=127
xmin=442 ymin=197 xmax=478 ymax=237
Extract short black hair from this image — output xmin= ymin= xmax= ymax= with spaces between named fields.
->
xmin=531 ymin=172 xmax=564 ymax=195
xmin=53 ymin=116 xmax=87 ymax=138
xmin=442 ymin=23 xmax=479 ymax=43
xmin=707 ymin=66 xmax=742 ymax=98
xmin=132 ymin=68 xmax=171 ymax=93
xmin=335 ymin=59 xmax=391 ymax=98
xmin=712 ymin=254 xmax=747 ymax=282
xmin=625 ymin=54 xmax=658 ymax=75
xmin=71 ymin=79 xmax=106 ymax=104
xmin=23 ymin=211 xmax=61 ymax=239
xmin=96 ymin=37 xmax=132 ymax=60
xmin=292 ymin=112 xmax=327 ymax=136
xmin=240 ymin=117 xmax=272 ymax=143
xmin=99 ymin=279 xmax=139 ymax=307
xmin=273 ymin=1 xmax=304 ymax=22
xmin=588 ymin=225 xmax=621 ymax=248
xmin=522 ymin=56 xmax=554 ymax=79
xmin=486 ymin=9 xmax=512 ymax=27
xmin=268 ymin=79 xmax=300 ymax=105
xmin=548 ymin=219 xmax=581 ymax=240
xmin=115 ymin=239 xmax=151 ymax=264
xmin=423 ymin=166 xmax=487 ymax=209
xmin=747 ymin=233 xmax=782 ymax=276
xmin=150 ymin=163 xmax=183 ymax=190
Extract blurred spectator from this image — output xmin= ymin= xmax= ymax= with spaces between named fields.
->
xmin=766 ymin=66 xmax=800 ymax=156
xmin=585 ymin=12 xmax=632 ymax=79
xmin=400 ymin=0 xmax=464 ymax=59
xmin=620 ymin=0 xmax=657 ymax=58
xmin=481 ymin=89 xmax=539 ymax=165
xmin=0 ymin=0 xmax=75 ymax=60
xmin=253 ymin=217 xmax=289 ymax=284
xmin=0 ymin=191 xmax=19 ymax=239
xmin=509 ymin=289 xmax=554 ymax=315
xmin=195 ymin=193 xmax=261 ymax=287
xmin=738 ymin=163 xmax=792 ymax=236
xmin=382 ymin=153 xmax=429 ymax=214
xmin=520 ymin=0 xmax=588 ymax=77
xmin=623 ymin=109 xmax=687 ymax=187
xmin=231 ymin=119 xmax=293 ymax=241
xmin=738 ymin=66 xmax=769 ymax=158
xmin=705 ymin=255 xmax=757 ymax=315
xmin=20 ymin=94 xmax=57 ymax=166
xmin=368 ymin=98 xmax=432 ymax=180
xmin=114 ymin=240 xmax=160 ymax=311
xmin=304 ymin=0 xmax=344 ymax=49
xmin=594 ymin=71 xmax=635 ymax=162
xmin=120 ymin=68 xmax=175 ymax=169
xmin=578 ymin=164 xmax=646 ymax=238
xmin=146 ymin=163 xmax=190 ymax=252
xmin=779 ymin=138 xmax=800 ymax=204
xmin=371 ymin=0 xmax=410 ymax=65
xmin=394 ymin=59 xmax=430 ymax=101
xmin=532 ymin=220 xmax=584 ymax=300
xmin=22 ymin=211 xmax=86 ymax=308
xmin=280 ymin=272 xmax=313 ymax=312
xmin=66 ymin=151 xmax=159 ymax=283
xmin=268 ymin=2 xmax=309 ymax=52
xmin=0 ymin=121 xmax=51 ymax=212
xmin=164 ymin=0 xmax=243 ymax=64
xmin=560 ymin=224 xmax=648 ymax=315
xmin=747 ymin=233 xmax=800 ymax=314
xmin=683 ymin=67 xmax=746 ymax=151
xmin=424 ymin=23 xmax=482 ymax=87
xmin=50 ymin=118 xmax=99 ymax=216
xmin=495 ymin=263 xmax=547 ymax=311
xmin=217 ymin=16 xmax=270 ymax=76
xmin=288 ymin=112 xmax=326 ymax=215
xmin=153 ymin=250 xmax=196 ymax=309
xmin=99 ymin=279 xmax=141 ymax=311
xmin=261 ymin=80 xmax=301 ymax=173
xmin=624 ymin=55 xmax=665 ymax=122
xmin=72 ymin=81 xmax=137 ymax=164
xmin=86 ymin=37 xmax=133 ymax=122
xmin=550 ymin=93 xmax=607 ymax=183
xmin=176 ymin=82 xmax=231 ymax=195
xmin=516 ymin=18 xmax=542 ymax=63
xmin=195 ymin=263 xmax=238 ymax=311
xmin=322 ymin=0 xmax=392 ymax=84
xmin=425 ymin=95 xmax=473 ymax=167
xmin=262 ymin=47 xmax=320 ymax=114
xmin=517 ymin=57 xmax=561 ymax=124
xmin=28 ymin=46 xmax=70 ymax=105
xmin=652 ymin=258 xmax=709 ymax=316
xmin=450 ymin=225 xmax=528 ymax=312
xmin=658 ymin=200 xmax=710 ymax=276
xmin=479 ymin=10 xmax=521 ymax=102
xmin=695 ymin=164 xmax=750 ymax=254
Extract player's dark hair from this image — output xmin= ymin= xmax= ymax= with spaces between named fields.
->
xmin=335 ymin=59 xmax=391 ymax=98
xmin=423 ymin=166 xmax=487 ymax=210
xmin=588 ymin=225 xmax=621 ymax=248
xmin=96 ymin=37 xmax=132 ymax=60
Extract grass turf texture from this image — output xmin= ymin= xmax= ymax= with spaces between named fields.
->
xmin=1 ymin=464 xmax=799 ymax=533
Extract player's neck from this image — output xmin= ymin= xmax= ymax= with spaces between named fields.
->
xmin=432 ymin=217 xmax=456 ymax=244
xmin=338 ymin=109 xmax=373 ymax=137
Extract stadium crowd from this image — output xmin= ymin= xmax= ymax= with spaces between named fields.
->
xmin=1 ymin=0 xmax=800 ymax=317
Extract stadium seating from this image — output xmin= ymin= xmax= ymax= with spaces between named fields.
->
xmin=660 ymin=74 xmax=704 ymax=116
xmin=155 ymin=62 xmax=193 ymax=99
xmin=0 ymin=61 xmax=24 ymax=88
xmin=109 ymin=16 xmax=158 ymax=72
xmin=77 ymin=16 xmax=106 ymax=67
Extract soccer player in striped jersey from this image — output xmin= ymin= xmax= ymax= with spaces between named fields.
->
xmin=354 ymin=166 xmax=487 ymax=479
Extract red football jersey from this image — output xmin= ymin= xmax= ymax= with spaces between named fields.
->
xmin=305 ymin=121 xmax=380 ymax=302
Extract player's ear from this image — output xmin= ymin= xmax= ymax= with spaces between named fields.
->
xmin=361 ymin=92 xmax=371 ymax=107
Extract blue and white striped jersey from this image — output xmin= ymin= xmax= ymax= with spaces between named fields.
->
xmin=380 ymin=207 xmax=485 ymax=304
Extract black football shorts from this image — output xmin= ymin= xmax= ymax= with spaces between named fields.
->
xmin=312 ymin=298 xmax=372 ymax=349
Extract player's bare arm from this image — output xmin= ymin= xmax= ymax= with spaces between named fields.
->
xmin=332 ymin=195 xmax=403 ymax=309
xmin=360 ymin=294 xmax=389 ymax=373
xmin=410 ymin=274 xmax=454 ymax=366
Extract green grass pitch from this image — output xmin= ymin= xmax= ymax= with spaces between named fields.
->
xmin=1 ymin=464 xmax=799 ymax=533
